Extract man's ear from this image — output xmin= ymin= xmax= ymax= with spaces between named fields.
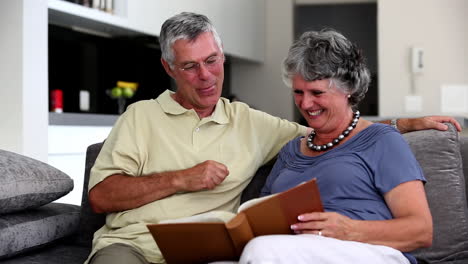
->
xmin=161 ymin=58 xmax=175 ymax=79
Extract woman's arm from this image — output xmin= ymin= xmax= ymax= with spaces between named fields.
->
xmin=291 ymin=180 xmax=433 ymax=252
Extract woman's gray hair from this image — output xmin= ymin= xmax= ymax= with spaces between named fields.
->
xmin=159 ymin=12 xmax=223 ymax=67
xmin=282 ymin=29 xmax=370 ymax=108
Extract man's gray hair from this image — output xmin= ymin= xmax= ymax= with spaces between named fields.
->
xmin=159 ymin=12 xmax=223 ymax=67
xmin=282 ymin=29 xmax=370 ymax=109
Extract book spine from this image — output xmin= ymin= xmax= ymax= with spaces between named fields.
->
xmin=225 ymin=213 xmax=254 ymax=256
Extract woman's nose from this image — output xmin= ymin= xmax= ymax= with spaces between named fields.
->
xmin=300 ymin=94 xmax=315 ymax=109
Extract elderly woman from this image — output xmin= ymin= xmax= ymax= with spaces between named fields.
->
xmin=239 ymin=29 xmax=432 ymax=264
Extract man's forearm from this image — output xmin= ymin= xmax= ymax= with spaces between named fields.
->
xmin=88 ymin=171 xmax=181 ymax=214
xmin=88 ymin=160 xmax=230 ymax=214
xmin=376 ymin=119 xmax=407 ymax=133
xmin=377 ymin=116 xmax=462 ymax=133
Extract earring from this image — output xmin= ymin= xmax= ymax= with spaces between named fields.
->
xmin=347 ymin=94 xmax=351 ymax=98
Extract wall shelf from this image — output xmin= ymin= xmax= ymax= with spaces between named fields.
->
xmin=48 ymin=0 xmax=149 ymax=37
xmin=49 ymin=112 xmax=119 ymax=126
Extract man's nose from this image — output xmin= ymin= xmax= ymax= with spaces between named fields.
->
xmin=197 ymin=64 xmax=211 ymax=79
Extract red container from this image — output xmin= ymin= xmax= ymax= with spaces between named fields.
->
xmin=51 ymin=89 xmax=63 ymax=113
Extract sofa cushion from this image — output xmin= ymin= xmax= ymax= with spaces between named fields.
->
xmin=405 ymin=123 xmax=468 ymax=262
xmin=0 ymin=203 xmax=80 ymax=260
xmin=0 ymin=149 xmax=73 ymax=214
xmin=0 ymin=243 xmax=91 ymax=264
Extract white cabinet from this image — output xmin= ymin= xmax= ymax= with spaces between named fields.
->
xmin=48 ymin=0 xmax=147 ymax=36
xmin=48 ymin=125 xmax=112 ymax=205
xmin=48 ymin=0 xmax=265 ymax=61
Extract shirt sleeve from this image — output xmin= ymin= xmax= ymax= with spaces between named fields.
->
xmin=248 ymin=108 xmax=307 ymax=165
xmin=369 ymin=132 xmax=425 ymax=195
xmin=88 ymin=104 xmax=143 ymax=191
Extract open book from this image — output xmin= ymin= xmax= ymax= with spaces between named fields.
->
xmin=147 ymin=178 xmax=323 ymax=264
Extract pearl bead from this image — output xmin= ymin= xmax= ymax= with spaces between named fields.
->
xmin=306 ymin=111 xmax=360 ymax=152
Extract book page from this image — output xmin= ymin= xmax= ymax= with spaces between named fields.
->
xmin=238 ymin=193 xmax=278 ymax=212
xmin=158 ymin=211 xmax=236 ymax=224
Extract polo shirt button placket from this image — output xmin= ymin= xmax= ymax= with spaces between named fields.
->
xmin=195 ymin=127 xmax=200 ymax=132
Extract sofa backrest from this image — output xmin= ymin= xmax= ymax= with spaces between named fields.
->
xmin=78 ymin=124 xmax=468 ymax=263
xmin=404 ymin=124 xmax=468 ymax=262
xmin=460 ymin=137 xmax=468 ymax=204
xmin=75 ymin=142 xmax=106 ymax=247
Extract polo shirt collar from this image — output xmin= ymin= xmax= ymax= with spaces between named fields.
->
xmin=157 ymin=89 xmax=229 ymax=124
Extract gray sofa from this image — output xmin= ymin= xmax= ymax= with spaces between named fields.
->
xmin=1 ymin=123 xmax=468 ymax=263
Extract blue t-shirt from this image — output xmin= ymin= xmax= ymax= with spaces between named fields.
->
xmin=261 ymin=123 xmax=425 ymax=264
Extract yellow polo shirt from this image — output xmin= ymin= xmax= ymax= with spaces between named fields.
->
xmin=87 ymin=90 xmax=307 ymax=263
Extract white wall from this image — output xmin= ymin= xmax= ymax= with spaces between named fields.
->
xmin=0 ymin=0 xmax=48 ymax=162
xmin=378 ymin=0 xmax=468 ymax=117
xmin=0 ymin=0 xmax=23 ymax=154
xmin=231 ymin=0 xmax=296 ymax=121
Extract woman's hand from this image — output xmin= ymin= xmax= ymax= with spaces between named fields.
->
xmin=289 ymin=181 xmax=432 ymax=251
xmin=290 ymin=212 xmax=358 ymax=241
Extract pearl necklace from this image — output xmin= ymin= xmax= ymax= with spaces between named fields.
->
xmin=306 ymin=111 xmax=360 ymax=152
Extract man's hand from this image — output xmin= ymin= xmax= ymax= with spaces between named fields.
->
xmin=173 ymin=160 xmax=229 ymax=191
xmin=398 ymin=116 xmax=462 ymax=133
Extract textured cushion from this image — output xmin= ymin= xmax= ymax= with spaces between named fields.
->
xmin=405 ymin=124 xmax=468 ymax=262
xmin=0 ymin=149 xmax=73 ymax=214
xmin=0 ymin=203 xmax=80 ymax=259
xmin=0 ymin=243 xmax=90 ymax=264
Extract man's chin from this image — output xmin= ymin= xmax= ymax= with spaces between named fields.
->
xmin=200 ymin=95 xmax=220 ymax=107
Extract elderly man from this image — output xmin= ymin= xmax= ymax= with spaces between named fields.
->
xmin=85 ymin=12 xmax=461 ymax=264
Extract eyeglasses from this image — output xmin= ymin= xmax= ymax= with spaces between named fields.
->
xmin=176 ymin=55 xmax=224 ymax=73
